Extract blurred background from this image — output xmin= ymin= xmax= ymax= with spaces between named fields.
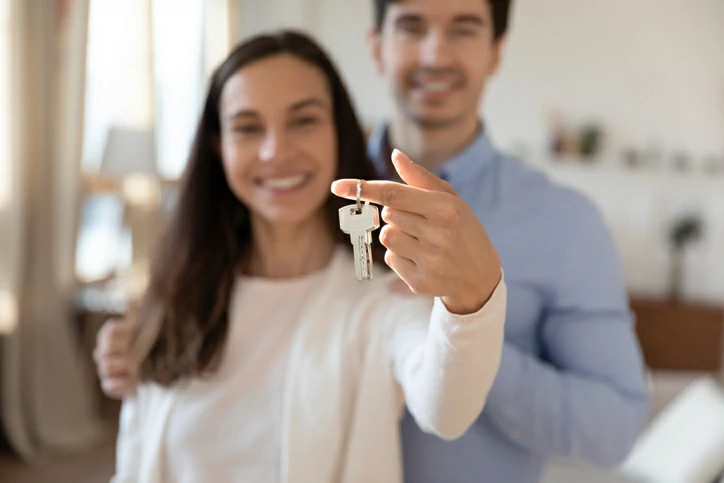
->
xmin=0 ymin=0 xmax=722 ymax=481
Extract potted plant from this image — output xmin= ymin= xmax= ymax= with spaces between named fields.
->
xmin=667 ymin=213 xmax=704 ymax=301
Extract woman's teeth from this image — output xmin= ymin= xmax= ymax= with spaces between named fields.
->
xmin=261 ymin=174 xmax=308 ymax=190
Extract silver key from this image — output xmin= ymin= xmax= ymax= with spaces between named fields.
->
xmin=339 ymin=201 xmax=380 ymax=281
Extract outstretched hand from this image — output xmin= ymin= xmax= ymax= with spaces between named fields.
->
xmin=331 ymin=149 xmax=501 ymax=314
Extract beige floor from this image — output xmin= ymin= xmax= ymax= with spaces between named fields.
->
xmin=0 ymin=399 xmax=119 ymax=483
xmin=0 ymin=439 xmax=115 ymax=483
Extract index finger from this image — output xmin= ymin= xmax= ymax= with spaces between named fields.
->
xmin=331 ymin=179 xmax=429 ymax=214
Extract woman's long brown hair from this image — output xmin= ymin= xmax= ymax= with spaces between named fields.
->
xmin=134 ymin=30 xmax=386 ymax=386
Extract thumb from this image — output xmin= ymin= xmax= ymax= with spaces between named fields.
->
xmin=391 ymin=149 xmax=455 ymax=194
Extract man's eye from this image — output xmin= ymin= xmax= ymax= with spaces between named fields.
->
xmin=398 ymin=23 xmax=425 ymax=36
xmin=452 ymin=27 xmax=477 ymax=37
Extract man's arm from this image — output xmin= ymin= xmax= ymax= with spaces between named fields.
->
xmin=484 ymin=199 xmax=650 ymax=468
xmin=94 ymin=318 xmax=137 ymax=399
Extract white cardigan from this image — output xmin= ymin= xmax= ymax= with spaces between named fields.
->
xmin=112 ymin=248 xmax=506 ymax=483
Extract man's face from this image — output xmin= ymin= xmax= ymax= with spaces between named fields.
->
xmin=370 ymin=0 xmax=503 ymax=129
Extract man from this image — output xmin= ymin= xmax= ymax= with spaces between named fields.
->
xmin=95 ymin=0 xmax=650 ymax=481
xmin=360 ymin=1 xmax=649 ymax=481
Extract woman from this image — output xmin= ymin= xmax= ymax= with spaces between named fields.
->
xmin=112 ymin=30 xmax=506 ymax=483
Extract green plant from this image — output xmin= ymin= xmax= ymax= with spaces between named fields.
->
xmin=667 ymin=213 xmax=704 ymax=301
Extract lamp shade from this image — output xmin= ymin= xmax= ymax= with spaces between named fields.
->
xmin=100 ymin=127 xmax=157 ymax=177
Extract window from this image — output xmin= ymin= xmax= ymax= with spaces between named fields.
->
xmin=0 ymin=0 xmax=11 ymax=210
xmin=0 ymin=0 xmax=16 ymax=333
xmin=81 ymin=0 xmax=206 ymax=177
xmin=77 ymin=0 xmax=218 ymax=281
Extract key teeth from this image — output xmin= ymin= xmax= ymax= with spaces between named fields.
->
xmin=339 ymin=203 xmax=379 ymax=281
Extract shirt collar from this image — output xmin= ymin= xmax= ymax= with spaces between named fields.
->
xmin=367 ymin=121 xmax=497 ymax=185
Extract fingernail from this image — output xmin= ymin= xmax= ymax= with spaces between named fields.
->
xmin=392 ymin=149 xmax=413 ymax=164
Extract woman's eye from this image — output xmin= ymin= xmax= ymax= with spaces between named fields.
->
xmin=232 ymin=125 xmax=261 ymax=134
xmin=292 ymin=117 xmax=319 ymax=127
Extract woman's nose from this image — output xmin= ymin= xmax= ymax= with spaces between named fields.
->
xmin=259 ymin=130 xmax=290 ymax=163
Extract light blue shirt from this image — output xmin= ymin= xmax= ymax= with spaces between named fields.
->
xmin=368 ymin=125 xmax=650 ymax=483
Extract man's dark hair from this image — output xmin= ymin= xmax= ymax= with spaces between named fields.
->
xmin=373 ymin=0 xmax=512 ymax=41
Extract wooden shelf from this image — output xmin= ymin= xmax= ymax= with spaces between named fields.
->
xmin=631 ymin=298 xmax=724 ymax=373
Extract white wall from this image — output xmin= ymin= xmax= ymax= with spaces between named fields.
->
xmin=541 ymin=165 xmax=724 ymax=304
xmin=233 ymin=0 xmax=724 ymax=302
xmin=238 ymin=0 xmax=724 ymax=163
xmin=485 ymin=0 xmax=724 ymax=163
xmin=238 ymin=0 xmax=389 ymax=128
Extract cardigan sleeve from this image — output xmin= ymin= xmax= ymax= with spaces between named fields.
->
xmin=387 ymin=273 xmax=506 ymax=440
xmin=111 ymin=387 xmax=146 ymax=482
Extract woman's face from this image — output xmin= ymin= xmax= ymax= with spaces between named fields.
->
xmin=218 ymin=54 xmax=338 ymax=228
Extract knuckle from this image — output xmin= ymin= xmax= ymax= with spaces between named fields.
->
xmin=435 ymin=195 xmax=461 ymax=224
xmin=437 ymin=229 xmax=455 ymax=252
xmin=425 ymin=225 xmax=452 ymax=252
xmin=384 ymin=249 xmax=394 ymax=266
xmin=381 ymin=206 xmax=393 ymax=222
xmin=379 ymin=225 xmax=396 ymax=247
xmin=441 ymin=204 xmax=461 ymax=224
xmin=381 ymin=186 xmax=397 ymax=207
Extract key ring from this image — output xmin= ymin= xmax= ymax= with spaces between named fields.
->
xmin=356 ymin=180 xmax=363 ymax=213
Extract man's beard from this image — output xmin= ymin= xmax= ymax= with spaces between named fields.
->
xmin=397 ymin=96 xmax=467 ymax=130
xmin=395 ymin=67 xmax=467 ymax=130
xmin=396 ymin=67 xmax=468 ymax=130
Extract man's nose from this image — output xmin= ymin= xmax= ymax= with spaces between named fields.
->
xmin=419 ymin=30 xmax=452 ymax=67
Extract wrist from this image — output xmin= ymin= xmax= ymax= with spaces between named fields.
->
xmin=442 ymin=272 xmax=502 ymax=315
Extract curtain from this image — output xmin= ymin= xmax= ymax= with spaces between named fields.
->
xmin=0 ymin=0 xmax=235 ymax=461
xmin=0 ymin=0 xmax=107 ymax=460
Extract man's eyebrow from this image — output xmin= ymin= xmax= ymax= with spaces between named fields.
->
xmin=393 ymin=12 xmax=487 ymax=28
xmin=394 ymin=13 xmax=424 ymax=25
xmin=452 ymin=14 xmax=486 ymax=27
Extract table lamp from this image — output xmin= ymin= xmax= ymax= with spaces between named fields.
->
xmin=100 ymin=126 xmax=161 ymax=302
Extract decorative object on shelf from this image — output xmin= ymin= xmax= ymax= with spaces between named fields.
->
xmin=667 ymin=212 xmax=704 ymax=301
xmin=703 ymin=154 xmax=724 ymax=175
xmin=579 ymin=124 xmax=603 ymax=160
xmin=642 ymin=141 xmax=664 ymax=170
xmin=622 ymin=148 xmax=643 ymax=168
xmin=99 ymin=126 xmax=161 ymax=302
xmin=670 ymin=151 xmax=692 ymax=172
xmin=547 ymin=112 xmax=605 ymax=162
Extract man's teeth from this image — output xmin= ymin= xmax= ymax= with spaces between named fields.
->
xmin=422 ymin=81 xmax=452 ymax=93
xmin=262 ymin=175 xmax=308 ymax=190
